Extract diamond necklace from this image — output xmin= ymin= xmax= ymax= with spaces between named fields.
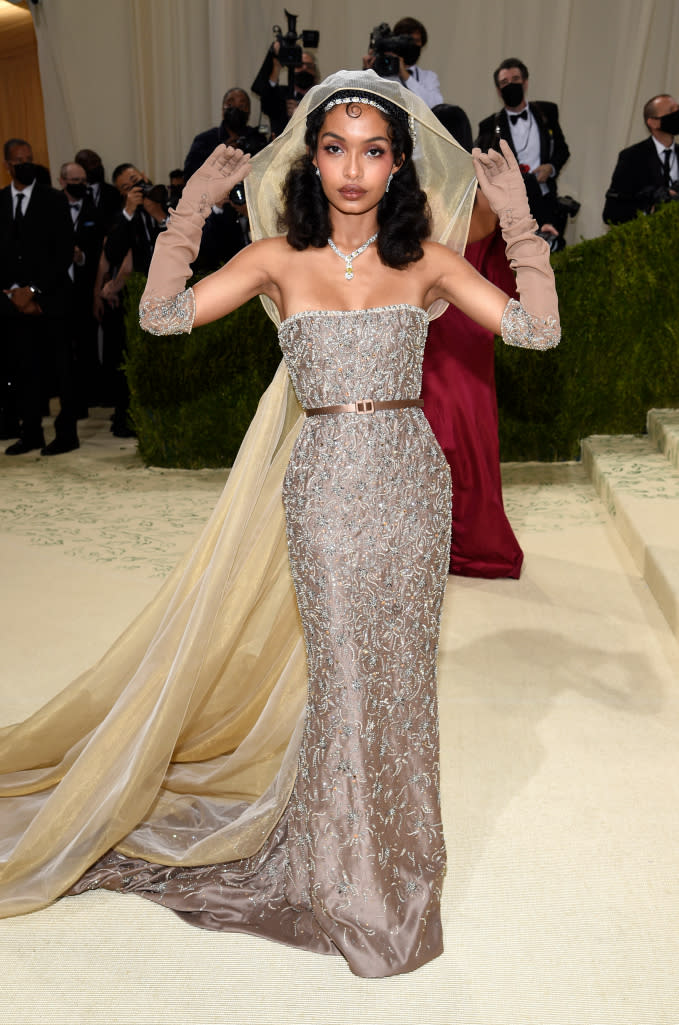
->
xmin=327 ymin=232 xmax=378 ymax=280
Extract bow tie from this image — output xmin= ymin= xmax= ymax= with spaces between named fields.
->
xmin=509 ymin=110 xmax=528 ymax=124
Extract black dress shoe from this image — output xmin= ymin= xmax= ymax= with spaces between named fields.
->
xmin=5 ymin=437 xmax=44 ymax=456
xmin=41 ymin=437 xmax=80 ymax=456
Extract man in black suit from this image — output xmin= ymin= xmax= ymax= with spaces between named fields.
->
xmin=475 ymin=58 xmax=570 ymax=232
xmin=183 ymin=90 xmax=266 ymax=272
xmin=74 ymin=148 xmax=122 ymax=233
xmin=603 ymin=94 xmax=679 ymax=225
xmin=183 ymin=88 xmax=267 ymax=179
xmin=0 ymin=138 xmax=76 ymax=455
xmin=60 ymin=161 xmax=106 ymax=411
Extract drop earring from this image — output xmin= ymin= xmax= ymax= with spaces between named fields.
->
xmin=385 ymin=172 xmax=393 ymax=193
xmin=315 ymin=166 xmax=321 ymax=180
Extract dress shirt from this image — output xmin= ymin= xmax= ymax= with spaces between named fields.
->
xmin=68 ymin=199 xmax=82 ymax=224
xmin=11 ymin=180 xmax=35 ymax=216
xmin=651 ymin=135 xmax=678 ymax=186
xmin=404 ymin=66 xmax=444 ymax=108
xmin=506 ymin=104 xmax=551 ymax=194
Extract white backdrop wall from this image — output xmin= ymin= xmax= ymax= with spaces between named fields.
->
xmin=29 ymin=0 xmax=679 ymax=241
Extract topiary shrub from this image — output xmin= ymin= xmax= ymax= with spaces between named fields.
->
xmin=495 ymin=201 xmax=679 ymax=460
xmin=124 ymin=274 xmax=281 ymax=468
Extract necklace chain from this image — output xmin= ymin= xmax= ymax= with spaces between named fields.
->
xmin=327 ymin=233 xmax=378 ymax=281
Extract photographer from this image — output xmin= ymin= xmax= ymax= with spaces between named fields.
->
xmin=106 ymin=163 xmax=168 ymax=275
xmin=363 ymin=18 xmax=443 ymax=109
xmin=184 ymin=89 xmax=267 ymax=179
xmin=603 ymin=93 xmax=679 ymax=225
xmin=251 ymin=45 xmax=319 ymax=138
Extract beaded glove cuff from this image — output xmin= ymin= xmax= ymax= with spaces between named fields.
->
xmin=139 ymin=287 xmax=196 ymax=336
xmin=500 ymin=298 xmax=560 ymax=351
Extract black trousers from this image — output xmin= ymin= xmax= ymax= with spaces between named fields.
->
xmin=2 ymin=312 xmax=77 ymax=444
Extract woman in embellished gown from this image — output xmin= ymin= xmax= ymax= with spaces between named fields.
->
xmin=0 ymin=71 xmax=559 ymax=978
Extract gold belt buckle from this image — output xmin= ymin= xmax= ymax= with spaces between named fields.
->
xmin=355 ymin=399 xmax=375 ymax=414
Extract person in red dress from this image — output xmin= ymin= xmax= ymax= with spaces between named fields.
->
xmin=422 ymin=108 xmax=524 ymax=579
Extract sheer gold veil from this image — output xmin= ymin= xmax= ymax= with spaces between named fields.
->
xmin=0 ymin=70 xmax=475 ymax=919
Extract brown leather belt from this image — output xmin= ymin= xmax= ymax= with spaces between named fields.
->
xmin=305 ymin=398 xmax=424 ymax=416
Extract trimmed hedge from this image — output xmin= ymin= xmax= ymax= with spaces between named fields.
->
xmin=495 ymin=201 xmax=679 ymax=461
xmin=125 ymin=202 xmax=679 ymax=467
xmin=125 ymin=277 xmax=280 ymax=468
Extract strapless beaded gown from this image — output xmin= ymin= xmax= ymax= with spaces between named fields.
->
xmin=70 ymin=305 xmax=451 ymax=978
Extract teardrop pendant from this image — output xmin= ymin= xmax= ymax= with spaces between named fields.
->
xmin=327 ymin=233 xmax=378 ymax=281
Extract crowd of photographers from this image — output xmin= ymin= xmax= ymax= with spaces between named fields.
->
xmin=1 ymin=13 xmax=677 ymax=457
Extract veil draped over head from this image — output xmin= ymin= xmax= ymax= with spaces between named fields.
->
xmin=0 ymin=70 xmax=476 ymax=919
xmin=246 ymin=69 xmax=477 ymax=325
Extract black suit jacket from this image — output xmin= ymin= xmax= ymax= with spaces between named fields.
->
xmin=475 ymin=101 xmax=569 ymax=226
xmin=104 ymin=208 xmax=165 ymax=275
xmin=183 ymin=125 xmax=267 ymax=180
xmin=0 ymin=184 xmax=73 ymax=317
xmin=92 ymin=181 xmax=123 ymax=233
xmin=603 ymin=136 xmax=679 ymax=224
xmin=69 ymin=193 xmax=106 ymax=293
xmin=476 ymin=101 xmax=570 ymax=181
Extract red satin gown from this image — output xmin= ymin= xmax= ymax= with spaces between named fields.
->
xmin=421 ymin=226 xmax=523 ymax=578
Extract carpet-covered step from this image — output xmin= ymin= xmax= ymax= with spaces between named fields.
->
xmin=581 ymin=433 xmax=679 ymax=640
xmin=647 ymin=409 xmax=679 ymax=472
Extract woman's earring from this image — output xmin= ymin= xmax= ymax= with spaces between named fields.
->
xmin=315 ymin=166 xmax=321 ymax=180
xmin=385 ymin=172 xmax=393 ymax=193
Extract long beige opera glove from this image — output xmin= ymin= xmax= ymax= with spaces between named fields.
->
xmin=472 ymin=139 xmax=560 ymax=349
xmin=139 ymin=145 xmax=251 ymax=335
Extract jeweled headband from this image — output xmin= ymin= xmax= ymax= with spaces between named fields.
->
xmin=321 ymin=91 xmax=417 ymax=146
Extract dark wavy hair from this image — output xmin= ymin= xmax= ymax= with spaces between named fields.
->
xmin=279 ymin=92 xmax=431 ymax=269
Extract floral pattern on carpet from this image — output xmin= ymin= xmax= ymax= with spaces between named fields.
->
xmin=0 ymin=420 xmax=228 ymax=577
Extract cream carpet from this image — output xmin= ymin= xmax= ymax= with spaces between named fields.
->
xmin=1 ymin=411 xmax=678 ymax=1025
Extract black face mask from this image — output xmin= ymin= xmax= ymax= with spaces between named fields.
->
xmin=66 ymin=183 xmax=88 ymax=200
xmin=500 ymin=81 xmax=525 ymax=108
xmin=658 ymin=109 xmax=679 ymax=136
xmin=86 ymin=165 xmax=105 ymax=185
xmin=222 ymin=107 xmax=248 ymax=134
xmin=294 ymin=70 xmax=315 ymax=92
xmin=13 ymin=162 xmax=37 ymax=186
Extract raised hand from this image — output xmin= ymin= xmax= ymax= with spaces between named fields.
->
xmin=471 ymin=139 xmax=532 ymax=227
xmin=182 ymin=145 xmax=252 ymax=210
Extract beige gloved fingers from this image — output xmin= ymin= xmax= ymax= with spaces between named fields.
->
xmin=139 ymin=146 xmax=252 ymax=335
xmin=180 ymin=144 xmax=252 ymax=211
xmin=472 ymin=140 xmax=534 ymax=233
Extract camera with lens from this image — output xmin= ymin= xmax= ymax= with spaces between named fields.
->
xmin=228 ymin=132 xmax=268 ymax=207
xmin=370 ymin=23 xmax=421 ymax=78
xmin=135 ymin=180 xmax=168 ymax=207
xmin=648 ymin=181 xmax=679 ymax=208
xmin=272 ymin=8 xmax=319 ymax=68
xmin=535 ymin=228 xmax=566 ymax=253
xmin=557 ymin=194 xmax=580 ymax=219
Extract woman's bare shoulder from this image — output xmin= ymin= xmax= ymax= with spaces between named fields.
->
xmin=421 ymin=239 xmax=465 ymax=263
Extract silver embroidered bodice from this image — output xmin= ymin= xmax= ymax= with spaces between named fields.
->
xmin=277 ymin=304 xmax=429 ymax=407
